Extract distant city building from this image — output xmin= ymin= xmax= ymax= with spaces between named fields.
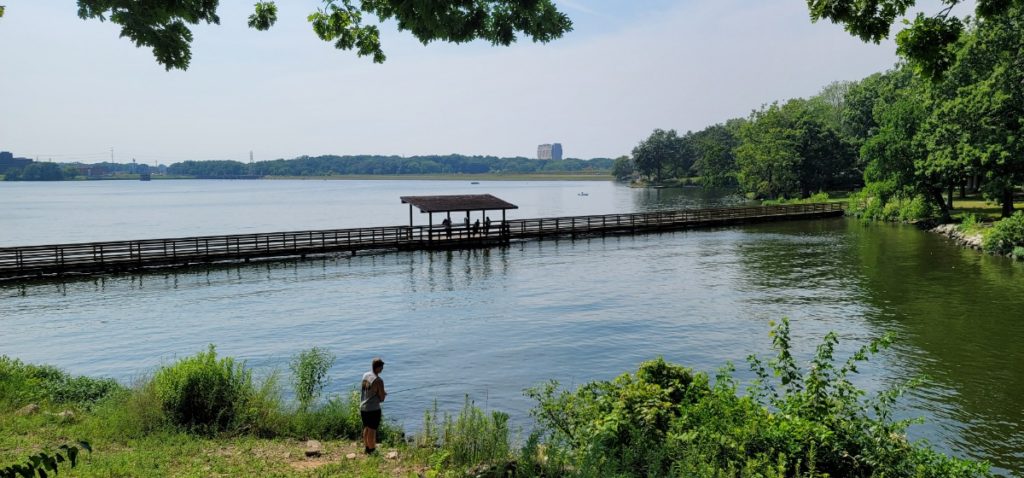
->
xmin=537 ymin=143 xmax=563 ymax=160
xmin=537 ymin=144 xmax=552 ymax=160
xmin=0 ymin=151 xmax=33 ymax=174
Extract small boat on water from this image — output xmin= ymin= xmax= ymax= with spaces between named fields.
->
xmin=578 ymin=192 xmax=588 ymax=196
xmin=470 ymin=181 xmax=480 ymax=185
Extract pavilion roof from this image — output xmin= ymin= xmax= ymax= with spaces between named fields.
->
xmin=400 ymin=194 xmax=519 ymax=213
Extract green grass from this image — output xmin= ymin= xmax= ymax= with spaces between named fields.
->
xmin=950 ymin=197 xmax=1024 ymax=220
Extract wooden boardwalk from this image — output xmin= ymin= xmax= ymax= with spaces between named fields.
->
xmin=0 ymin=203 xmax=843 ymax=281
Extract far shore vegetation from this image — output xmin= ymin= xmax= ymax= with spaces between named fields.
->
xmin=1 ymin=320 xmax=992 ymax=477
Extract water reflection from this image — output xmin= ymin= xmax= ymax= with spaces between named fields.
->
xmin=843 ymin=221 xmax=1024 ymax=474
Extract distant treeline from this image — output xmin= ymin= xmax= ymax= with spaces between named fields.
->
xmin=168 ymin=155 xmax=614 ymax=177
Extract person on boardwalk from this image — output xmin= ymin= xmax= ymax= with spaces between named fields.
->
xmin=484 ymin=216 xmax=491 ymax=237
xmin=360 ymin=357 xmax=387 ymax=454
xmin=473 ymin=219 xmax=481 ymax=237
xmin=443 ymin=218 xmax=452 ymax=239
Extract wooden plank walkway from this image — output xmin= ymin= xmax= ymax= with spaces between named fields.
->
xmin=0 ymin=203 xmax=843 ymax=281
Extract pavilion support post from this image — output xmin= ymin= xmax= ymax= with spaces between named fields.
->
xmin=429 ymin=213 xmax=433 ymax=243
xmin=409 ymin=204 xmax=413 ymax=227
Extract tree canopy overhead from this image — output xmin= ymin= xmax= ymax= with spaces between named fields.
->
xmin=72 ymin=0 xmax=573 ymax=71
xmin=805 ymin=0 xmax=1018 ymax=79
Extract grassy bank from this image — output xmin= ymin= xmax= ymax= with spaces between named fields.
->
xmin=1 ymin=322 xmax=992 ymax=477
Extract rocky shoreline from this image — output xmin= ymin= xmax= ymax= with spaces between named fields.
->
xmin=929 ymin=223 xmax=985 ymax=250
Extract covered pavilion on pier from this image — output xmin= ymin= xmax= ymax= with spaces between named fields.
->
xmin=400 ymin=194 xmax=518 ymax=239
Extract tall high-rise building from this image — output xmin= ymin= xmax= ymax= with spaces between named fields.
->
xmin=537 ymin=144 xmax=552 ymax=160
xmin=537 ymin=143 xmax=563 ymax=160
xmin=551 ymin=143 xmax=563 ymax=160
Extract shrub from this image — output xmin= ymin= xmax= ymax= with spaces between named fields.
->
xmin=150 ymin=345 xmax=256 ymax=433
xmin=0 ymin=356 xmax=122 ymax=410
xmin=983 ymin=211 xmax=1024 ymax=255
xmin=1013 ymin=246 xmax=1024 ymax=261
xmin=527 ymin=320 xmax=990 ymax=477
xmin=289 ymin=347 xmax=335 ymax=411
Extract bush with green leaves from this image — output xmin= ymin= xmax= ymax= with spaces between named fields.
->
xmin=849 ymin=185 xmax=935 ymax=223
xmin=983 ymin=211 xmax=1024 ymax=255
xmin=150 ymin=345 xmax=260 ymax=433
xmin=527 ymin=320 xmax=990 ymax=477
xmin=289 ymin=347 xmax=335 ymax=411
xmin=0 ymin=356 xmax=122 ymax=410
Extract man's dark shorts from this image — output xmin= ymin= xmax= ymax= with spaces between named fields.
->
xmin=361 ymin=409 xmax=381 ymax=430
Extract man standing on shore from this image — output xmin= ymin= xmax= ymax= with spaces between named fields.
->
xmin=360 ymin=357 xmax=387 ymax=454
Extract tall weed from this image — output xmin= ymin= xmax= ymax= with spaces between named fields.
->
xmin=419 ymin=396 xmax=512 ymax=471
xmin=289 ymin=347 xmax=335 ymax=411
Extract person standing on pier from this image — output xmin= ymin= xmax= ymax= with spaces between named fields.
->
xmin=484 ymin=216 xmax=491 ymax=236
xmin=360 ymin=357 xmax=387 ymax=455
xmin=473 ymin=219 xmax=481 ymax=237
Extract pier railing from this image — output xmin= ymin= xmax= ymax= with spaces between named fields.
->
xmin=0 ymin=202 xmax=843 ymax=280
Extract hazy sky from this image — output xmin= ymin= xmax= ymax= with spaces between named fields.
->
xmin=1 ymin=1 xmax=918 ymax=163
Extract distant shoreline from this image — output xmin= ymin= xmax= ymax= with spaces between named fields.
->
xmin=262 ymin=173 xmax=613 ymax=181
xmin=1 ymin=173 xmax=614 ymax=182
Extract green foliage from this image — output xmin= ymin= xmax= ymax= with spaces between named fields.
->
xmin=631 ymin=129 xmax=696 ymax=182
xmin=2 ymin=163 xmax=65 ymax=181
xmin=983 ymin=211 xmax=1024 ymax=254
xmin=527 ymin=321 xmax=990 ymax=477
xmin=1012 ymin=246 xmax=1024 ymax=261
xmin=150 ymin=345 xmax=259 ymax=433
xmin=75 ymin=0 xmax=572 ymax=70
xmin=0 ymin=441 xmax=91 ymax=478
xmin=959 ymin=212 xmax=980 ymax=233
xmin=420 ymin=397 xmax=512 ymax=471
xmin=611 ymin=156 xmax=634 ymax=181
xmin=289 ymin=347 xmax=335 ymax=411
xmin=693 ymin=121 xmax=742 ymax=188
xmin=0 ymin=356 xmax=123 ymax=410
xmin=763 ymin=192 xmax=831 ymax=206
xmin=167 ymin=154 xmax=613 ymax=177
xmin=291 ymin=391 xmax=362 ymax=439
xmin=805 ymin=0 xmax=1016 ymax=78
xmin=247 ymin=1 xmax=277 ymax=31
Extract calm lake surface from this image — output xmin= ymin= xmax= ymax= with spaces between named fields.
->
xmin=1 ymin=180 xmax=1022 ymax=475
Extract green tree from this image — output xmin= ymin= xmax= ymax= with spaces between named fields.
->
xmin=631 ymin=129 xmax=689 ymax=183
xmin=6 ymin=162 xmax=65 ymax=181
xmin=917 ymin=9 xmax=1024 ymax=217
xmin=72 ymin=0 xmax=573 ymax=71
xmin=691 ymin=121 xmax=742 ymax=188
xmin=735 ymin=100 xmax=856 ymax=199
xmin=610 ymin=155 xmax=634 ymax=181
xmin=806 ymin=0 xmax=1007 ymax=79
xmin=735 ymin=104 xmax=802 ymax=199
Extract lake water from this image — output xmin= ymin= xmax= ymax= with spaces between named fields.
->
xmin=1 ymin=180 xmax=1022 ymax=475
